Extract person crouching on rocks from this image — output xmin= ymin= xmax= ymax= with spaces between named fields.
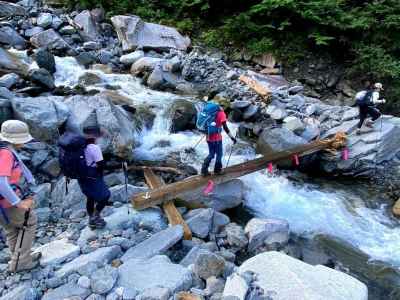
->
xmin=0 ymin=120 xmax=41 ymax=272
xmin=355 ymin=82 xmax=386 ymax=135
xmin=78 ymin=126 xmax=111 ymax=230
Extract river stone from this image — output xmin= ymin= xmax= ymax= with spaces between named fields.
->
xmin=78 ymin=72 xmax=102 ymax=86
xmin=222 ymin=273 xmax=249 ymax=300
xmin=0 ymin=47 xmax=29 ymax=77
xmin=266 ymin=105 xmax=288 ymax=120
xmin=342 ymin=107 xmax=359 ymax=121
xmin=118 ymin=255 xmax=192 ymax=293
xmin=59 ymin=25 xmax=76 ymax=35
xmin=74 ymin=10 xmax=100 ymax=41
xmin=257 ymin=127 xmax=307 ymax=155
xmin=120 ymin=50 xmax=144 ymax=66
xmin=131 ymin=57 xmax=164 ymax=75
xmin=193 ymin=251 xmax=225 ymax=280
xmin=0 ymin=26 xmax=26 ymax=49
xmin=35 ymin=48 xmax=56 ymax=74
xmin=52 ymin=177 xmax=84 ymax=208
xmin=225 ymin=223 xmax=248 ymax=250
xmin=321 ymin=119 xmax=359 ymax=138
xmin=244 ymin=218 xmax=289 ymax=252
xmin=25 ymin=27 xmax=43 ymax=38
xmin=111 ymin=15 xmax=190 ymax=52
xmin=29 ymin=68 xmax=55 ymax=90
xmin=37 ymin=13 xmax=53 ymax=28
xmin=147 ymin=65 xmax=165 ymax=89
xmin=185 ymin=208 xmax=214 ymax=239
xmin=90 ymin=265 xmax=118 ymax=295
xmin=243 ymin=104 xmax=259 ymax=120
xmin=109 ymin=184 xmax=147 ymax=204
xmin=0 ymin=1 xmax=26 ymax=18
xmin=56 ymin=246 xmax=122 ymax=278
xmin=231 ymin=100 xmax=251 ymax=110
xmin=0 ymin=73 xmax=19 ymax=89
xmin=238 ymin=251 xmax=368 ymax=300
xmin=212 ymin=211 xmax=230 ymax=234
xmin=34 ymin=239 xmax=80 ymax=266
xmin=42 ymin=283 xmax=91 ymax=300
xmin=121 ymin=225 xmax=183 ymax=262
xmin=11 ymin=96 xmax=69 ymax=142
xmin=283 ymin=116 xmax=305 ymax=134
xmin=0 ymin=284 xmax=39 ymax=300
xmin=180 ymin=246 xmax=209 ymax=267
xmin=136 ymin=287 xmax=171 ymax=300
xmin=30 ymin=29 xmax=69 ymax=50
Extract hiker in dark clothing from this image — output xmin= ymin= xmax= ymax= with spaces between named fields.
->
xmin=356 ymin=83 xmax=386 ymax=135
xmin=78 ymin=126 xmax=111 ymax=229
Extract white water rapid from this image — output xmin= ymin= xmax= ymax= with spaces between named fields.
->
xmin=49 ymin=55 xmax=400 ymax=268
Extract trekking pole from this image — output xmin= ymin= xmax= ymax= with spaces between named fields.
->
xmin=122 ymin=162 xmax=129 ymax=214
xmin=225 ymin=132 xmax=238 ymax=168
xmin=14 ymin=208 xmax=30 ymax=273
xmin=183 ymin=135 xmax=205 ymax=161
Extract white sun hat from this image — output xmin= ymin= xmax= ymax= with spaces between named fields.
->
xmin=374 ymin=82 xmax=384 ymax=90
xmin=0 ymin=120 xmax=33 ymax=144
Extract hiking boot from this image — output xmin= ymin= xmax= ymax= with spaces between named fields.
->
xmin=94 ymin=216 xmax=106 ymax=229
xmin=88 ymin=215 xmax=97 ymax=229
xmin=366 ymin=120 xmax=374 ymax=128
xmin=356 ymin=129 xmax=362 ymax=135
xmin=201 ymin=164 xmax=210 ymax=177
xmin=31 ymin=252 xmax=42 ymax=262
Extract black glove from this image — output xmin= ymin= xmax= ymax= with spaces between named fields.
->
xmin=230 ymin=136 xmax=237 ymax=144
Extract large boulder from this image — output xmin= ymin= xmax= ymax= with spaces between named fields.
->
xmin=237 ymin=251 xmax=368 ymax=300
xmin=64 ymin=92 xmax=136 ymax=158
xmin=37 ymin=13 xmax=53 ymax=28
xmin=74 ymin=10 xmax=101 ymax=41
xmin=30 ymin=29 xmax=69 ymax=51
xmin=169 ymin=99 xmax=197 ymax=133
xmin=29 ymin=68 xmax=55 ymax=90
xmin=0 ymin=26 xmax=26 ymax=49
xmin=257 ymin=127 xmax=307 ymax=155
xmin=35 ymin=48 xmax=56 ymax=74
xmin=120 ymin=50 xmax=144 ymax=66
xmin=0 ymin=48 xmax=29 ymax=77
xmin=118 ymin=255 xmax=192 ymax=293
xmin=184 ymin=208 xmax=214 ymax=239
xmin=131 ymin=57 xmax=164 ymax=76
xmin=111 ymin=15 xmax=190 ymax=52
xmin=0 ymin=1 xmax=26 ymax=18
xmin=11 ymin=96 xmax=70 ymax=142
xmin=42 ymin=283 xmax=90 ymax=300
xmin=34 ymin=239 xmax=80 ymax=267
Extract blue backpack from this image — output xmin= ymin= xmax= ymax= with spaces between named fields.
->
xmin=58 ymin=132 xmax=89 ymax=180
xmin=196 ymin=102 xmax=222 ymax=135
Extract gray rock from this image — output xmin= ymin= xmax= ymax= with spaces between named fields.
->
xmin=257 ymin=127 xmax=307 ymax=155
xmin=84 ymin=41 xmax=101 ymax=50
xmin=24 ymin=27 xmax=43 ymax=38
xmin=169 ymin=99 xmax=196 ymax=133
xmin=0 ymin=73 xmax=19 ymax=89
xmin=29 ymin=68 xmax=55 ymax=90
xmin=222 ymin=273 xmax=248 ymax=300
xmin=342 ymin=107 xmax=359 ymax=121
xmin=243 ymin=104 xmax=259 ymax=120
xmin=52 ymin=177 xmax=85 ymax=208
xmin=90 ymin=265 xmax=118 ymax=295
xmin=136 ymin=287 xmax=171 ymax=300
xmin=283 ymin=116 xmax=305 ymax=134
xmin=56 ymin=246 xmax=122 ymax=278
xmin=59 ymin=25 xmax=76 ymax=35
xmin=0 ymin=47 xmax=29 ymax=77
xmin=78 ymin=276 xmax=91 ymax=289
xmin=0 ymin=1 xmax=26 ymax=18
xmin=0 ymin=97 xmax=12 ymax=124
xmin=131 ymin=57 xmax=164 ymax=75
xmin=231 ymin=100 xmax=251 ymax=110
xmin=147 ymin=65 xmax=165 ymax=90
xmin=288 ymin=85 xmax=304 ymax=95
xmin=76 ymin=51 xmax=97 ymax=67
xmin=104 ymin=173 xmax=125 ymax=186
xmin=111 ymin=15 xmax=190 ymax=52
xmin=42 ymin=283 xmax=91 ymax=300
xmin=180 ymin=246 xmax=209 ymax=267
xmin=185 ymin=208 xmax=214 ymax=239
xmin=98 ymin=50 xmax=113 ymax=64
xmin=193 ymin=252 xmax=225 ymax=280
xmin=37 ymin=13 xmax=53 ymax=28
xmin=0 ymin=26 xmax=26 ymax=49
xmin=74 ymin=10 xmax=100 ymax=41
xmin=0 ymin=284 xmax=39 ymax=300
xmin=32 ymin=183 xmax=51 ymax=207
xmin=86 ymin=294 xmax=105 ymax=300
xmin=35 ymin=48 xmax=56 ymax=74
xmin=266 ymin=105 xmax=288 ymax=120
xmin=205 ymin=276 xmax=225 ymax=296
xmin=11 ymin=96 xmax=69 ymax=142
xmin=109 ymin=184 xmax=147 ymax=204
xmin=51 ymin=15 xmax=63 ymax=30
xmin=78 ymin=72 xmax=102 ymax=86
xmin=121 ymin=225 xmax=183 ymax=262
xmin=245 ymin=218 xmax=289 ymax=252
xmin=226 ymin=70 xmax=239 ymax=80
xmin=34 ymin=239 xmax=80 ymax=266
xmin=118 ymin=255 xmax=192 ymax=293
xmin=35 ymin=207 xmax=51 ymax=222
xmin=301 ymin=124 xmax=320 ymax=142
xmin=120 ymin=50 xmax=144 ymax=66
xmin=212 ymin=211 xmax=230 ymax=234
xmin=238 ymin=251 xmax=368 ymax=300
xmin=225 ymin=223 xmax=248 ymax=250
xmin=30 ymin=29 xmax=70 ymax=50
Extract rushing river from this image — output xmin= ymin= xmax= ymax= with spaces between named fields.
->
xmin=42 ymin=55 xmax=400 ymax=271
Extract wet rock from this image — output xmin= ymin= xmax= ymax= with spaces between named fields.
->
xmin=111 ymin=15 xmax=190 ymax=52
xmin=147 ymin=65 xmax=165 ymax=89
xmin=90 ymin=265 xmax=118 ymax=295
xmin=245 ymin=218 xmax=289 ymax=252
xmin=98 ymin=50 xmax=113 ymax=64
xmin=35 ymin=48 xmax=56 ymax=74
xmin=118 ymin=255 xmax=192 ymax=293
xmin=121 ymin=225 xmax=183 ymax=262
xmin=193 ymin=252 xmax=225 ymax=280
xmin=37 ymin=13 xmax=53 ymax=28
xmin=238 ymin=251 xmax=368 ymax=300
xmin=136 ymin=287 xmax=171 ymax=300
xmin=74 ymin=10 xmax=100 ymax=42
xmin=131 ymin=57 xmax=163 ymax=76
xmin=29 ymin=68 xmax=55 ymax=90
xmin=0 ymin=48 xmax=29 ymax=77
xmin=78 ymin=72 xmax=102 ymax=86
xmin=11 ymin=96 xmax=69 ymax=142
xmin=170 ymin=99 xmax=197 ymax=133
xmin=185 ymin=208 xmax=214 ymax=239
xmin=222 ymin=273 xmax=248 ymax=300
xmin=224 ymin=223 xmax=248 ymax=250
xmin=120 ymin=50 xmax=144 ymax=66
xmin=56 ymin=246 xmax=122 ymax=278
xmin=0 ymin=26 xmax=26 ymax=49
xmin=42 ymin=282 xmax=91 ymax=300
xmin=30 ymin=29 xmax=69 ymax=51
xmin=0 ymin=73 xmax=19 ymax=89
xmin=0 ymin=1 xmax=26 ymax=18
xmin=76 ymin=51 xmax=97 ymax=67
xmin=34 ymin=239 xmax=80 ymax=266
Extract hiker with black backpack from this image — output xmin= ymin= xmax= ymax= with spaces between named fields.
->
xmin=58 ymin=126 xmax=111 ymax=229
xmin=0 ymin=120 xmax=41 ymax=272
xmin=197 ymin=101 xmax=237 ymax=176
xmin=355 ymin=82 xmax=386 ymax=135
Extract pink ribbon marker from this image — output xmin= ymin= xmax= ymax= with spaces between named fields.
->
xmin=293 ymin=154 xmax=300 ymax=166
xmin=203 ymin=180 xmax=214 ymax=196
xmin=267 ymin=163 xmax=273 ymax=174
xmin=342 ymin=148 xmax=349 ymax=161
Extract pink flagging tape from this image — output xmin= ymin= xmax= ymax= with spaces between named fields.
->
xmin=342 ymin=148 xmax=349 ymax=160
xmin=293 ymin=154 xmax=300 ymax=166
xmin=267 ymin=163 xmax=273 ymax=174
xmin=203 ymin=180 xmax=215 ymax=196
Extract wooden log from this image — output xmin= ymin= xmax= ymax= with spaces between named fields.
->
xmin=143 ymin=168 xmax=192 ymax=240
xmin=239 ymin=74 xmax=271 ymax=98
xmin=127 ymin=165 xmax=183 ymax=175
xmin=133 ymin=133 xmax=346 ymax=210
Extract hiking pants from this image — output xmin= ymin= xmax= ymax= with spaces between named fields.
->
xmin=203 ymin=141 xmax=223 ymax=172
xmin=0 ymin=207 xmax=37 ymax=270
xmin=86 ymin=197 xmax=107 ymax=216
xmin=358 ymin=105 xmax=381 ymax=129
